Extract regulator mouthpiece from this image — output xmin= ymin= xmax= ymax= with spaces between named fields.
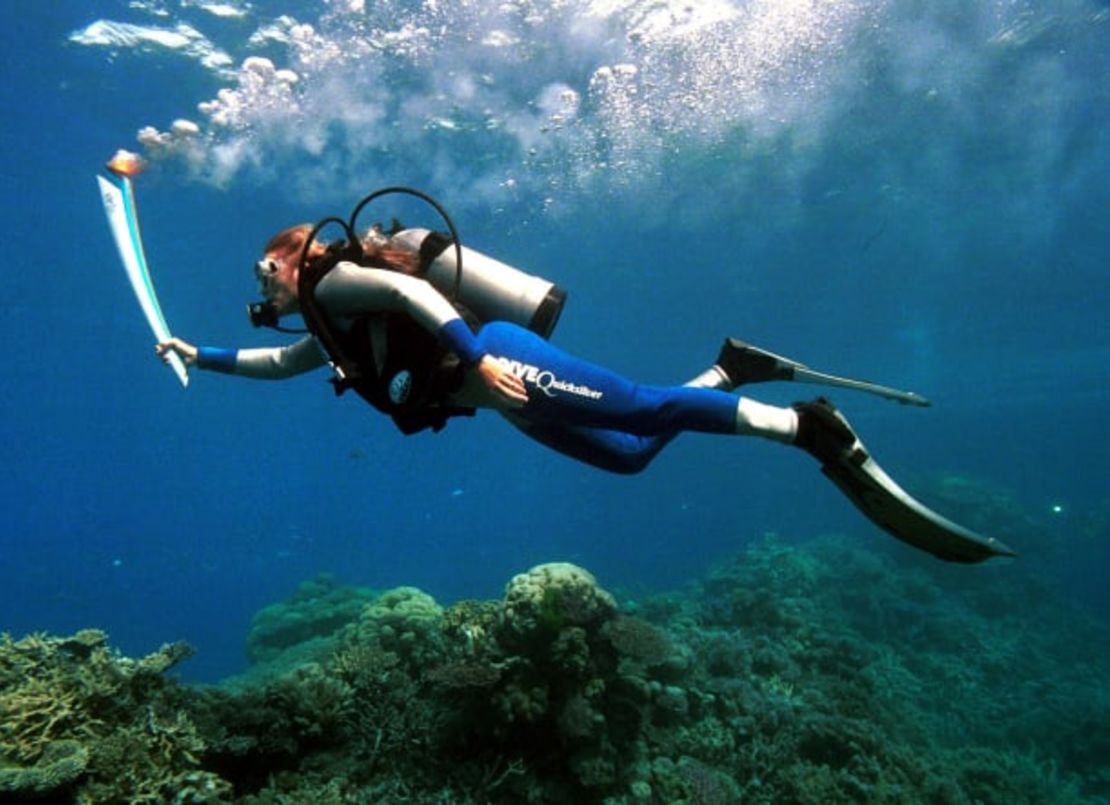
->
xmin=247 ymin=300 xmax=281 ymax=328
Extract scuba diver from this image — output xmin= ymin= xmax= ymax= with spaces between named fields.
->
xmin=156 ymin=189 xmax=1015 ymax=564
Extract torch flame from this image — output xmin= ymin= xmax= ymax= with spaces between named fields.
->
xmin=105 ymin=149 xmax=146 ymax=178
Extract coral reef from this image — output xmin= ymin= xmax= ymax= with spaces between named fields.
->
xmin=0 ymin=629 xmax=227 ymax=802
xmin=0 ymin=738 xmax=87 ymax=796
xmin=501 ymin=562 xmax=617 ymax=641
xmin=2 ymin=490 xmax=1106 ymax=802
xmin=243 ymin=573 xmax=378 ymax=670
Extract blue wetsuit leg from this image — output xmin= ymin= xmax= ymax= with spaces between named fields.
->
xmin=475 ymin=321 xmax=736 ymax=472
xmin=510 ymin=421 xmax=677 ymax=475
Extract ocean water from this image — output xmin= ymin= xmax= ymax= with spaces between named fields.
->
xmin=2 ymin=0 xmax=1106 ymax=728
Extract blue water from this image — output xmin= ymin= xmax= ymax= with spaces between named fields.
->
xmin=1 ymin=1 xmax=1106 ymax=685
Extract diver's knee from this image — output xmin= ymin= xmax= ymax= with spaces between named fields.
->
xmin=602 ymin=452 xmax=654 ymax=475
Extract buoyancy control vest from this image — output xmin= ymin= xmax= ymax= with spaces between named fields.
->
xmin=288 ymin=187 xmax=568 ymax=435
xmin=297 ymin=244 xmax=478 ymax=435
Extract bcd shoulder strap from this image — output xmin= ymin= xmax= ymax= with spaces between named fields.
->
xmin=297 ymin=242 xmax=475 ymax=435
xmin=297 ymin=242 xmax=364 ymax=395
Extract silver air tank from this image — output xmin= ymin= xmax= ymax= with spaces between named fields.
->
xmin=393 ymin=228 xmax=567 ymax=338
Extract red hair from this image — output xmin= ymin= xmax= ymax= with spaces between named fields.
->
xmin=264 ymin=224 xmax=321 ymax=266
xmin=264 ymin=224 xmax=419 ymax=275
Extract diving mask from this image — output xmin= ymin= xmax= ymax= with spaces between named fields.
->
xmin=254 ymin=258 xmax=280 ymax=292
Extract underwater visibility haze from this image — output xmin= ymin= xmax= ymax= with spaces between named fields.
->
xmin=0 ymin=0 xmax=1107 ymax=801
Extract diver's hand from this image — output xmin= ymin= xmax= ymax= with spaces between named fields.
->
xmin=156 ymin=338 xmax=198 ymax=367
xmin=477 ymin=355 xmax=527 ymax=408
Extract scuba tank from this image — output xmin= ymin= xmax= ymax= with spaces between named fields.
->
xmin=248 ymin=186 xmax=568 ymax=338
xmin=247 ymin=186 xmax=568 ymax=435
xmin=347 ymin=186 xmax=566 ymax=338
xmin=392 ymin=227 xmax=566 ymax=338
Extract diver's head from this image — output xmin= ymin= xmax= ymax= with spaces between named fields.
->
xmin=249 ymin=224 xmax=324 ymax=323
xmin=246 ymin=221 xmax=419 ymax=328
xmin=252 ymin=253 xmax=297 ymax=316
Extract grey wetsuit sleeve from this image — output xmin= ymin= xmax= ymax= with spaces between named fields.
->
xmin=233 ymin=335 xmax=328 ymax=379
xmin=314 ymin=262 xmax=462 ymax=333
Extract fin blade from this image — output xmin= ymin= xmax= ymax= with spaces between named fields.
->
xmin=821 ymin=450 xmax=1017 ymax=563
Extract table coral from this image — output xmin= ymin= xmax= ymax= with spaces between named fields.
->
xmin=245 ymin=573 xmax=378 ymax=665
xmin=0 ymin=738 xmax=88 ymax=796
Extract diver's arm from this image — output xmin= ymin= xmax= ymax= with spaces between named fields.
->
xmin=315 ymin=264 xmax=527 ymax=405
xmin=316 ymin=263 xmax=466 ymax=335
xmin=315 ymin=263 xmax=486 ymax=361
xmin=158 ymin=335 xmax=326 ymax=379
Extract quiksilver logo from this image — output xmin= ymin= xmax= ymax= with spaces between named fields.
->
xmin=496 ymin=358 xmax=603 ymax=400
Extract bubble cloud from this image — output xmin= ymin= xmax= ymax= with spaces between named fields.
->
xmin=71 ymin=0 xmax=1104 ymax=217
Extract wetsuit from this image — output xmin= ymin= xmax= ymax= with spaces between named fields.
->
xmin=192 ymin=258 xmax=1017 ymax=561
xmin=197 ymin=262 xmax=785 ymax=474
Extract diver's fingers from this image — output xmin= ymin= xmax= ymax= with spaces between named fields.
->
xmin=503 ymin=372 xmax=527 ymax=398
xmin=155 ymin=338 xmax=198 ymax=366
xmin=493 ymin=376 xmax=526 ymax=408
xmin=495 ymin=371 xmax=527 ymax=408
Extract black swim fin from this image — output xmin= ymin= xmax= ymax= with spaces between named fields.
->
xmin=716 ymin=338 xmax=931 ymax=406
xmin=794 ymin=399 xmax=1017 ymax=563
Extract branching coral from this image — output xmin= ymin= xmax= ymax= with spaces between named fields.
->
xmin=0 ymin=629 xmax=212 ymax=802
xmin=0 ymin=631 xmax=108 ymax=763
